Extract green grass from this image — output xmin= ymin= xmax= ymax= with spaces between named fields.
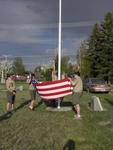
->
xmin=0 ymin=82 xmax=113 ymax=150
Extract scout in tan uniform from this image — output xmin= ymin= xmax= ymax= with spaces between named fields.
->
xmin=69 ymin=72 xmax=83 ymax=120
xmin=6 ymin=73 xmax=16 ymax=112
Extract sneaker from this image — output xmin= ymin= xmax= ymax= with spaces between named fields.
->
xmin=73 ymin=115 xmax=81 ymax=120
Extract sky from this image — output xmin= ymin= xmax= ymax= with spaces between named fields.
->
xmin=0 ymin=0 xmax=113 ymax=69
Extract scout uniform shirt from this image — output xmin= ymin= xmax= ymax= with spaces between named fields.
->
xmin=71 ymin=76 xmax=83 ymax=93
xmin=6 ymin=77 xmax=16 ymax=92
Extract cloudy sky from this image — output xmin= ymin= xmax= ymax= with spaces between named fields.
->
xmin=0 ymin=0 xmax=113 ymax=68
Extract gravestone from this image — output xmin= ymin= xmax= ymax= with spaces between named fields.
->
xmin=16 ymin=86 xmax=24 ymax=91
xmin=89 ymin=96 xmax=104 ymax=111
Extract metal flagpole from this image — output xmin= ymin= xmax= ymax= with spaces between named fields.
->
xmin=57 ymin=0 xmax=62 ymax=109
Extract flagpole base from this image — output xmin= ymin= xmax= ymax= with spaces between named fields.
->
xmin=46 ymin=106 xmax=72 ymax=111
xmin=57 ymin=99 xmax=61 ymax=109
xmin=57 ymin=106 xmax=61 ymax=109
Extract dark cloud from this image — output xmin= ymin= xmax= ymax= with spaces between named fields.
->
xmin=62 ymin=0 xmax=113 ymax=22
xmin=0 ymin=0 xmax=113 ymax=24
xmin=0 ymin=0 xmax=113 ymax=65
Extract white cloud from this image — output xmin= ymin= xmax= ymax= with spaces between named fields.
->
xmin=0 ymin=1 xmax=40 ymax=24
xmin=0 ymin=0 xmax=57 ymax=24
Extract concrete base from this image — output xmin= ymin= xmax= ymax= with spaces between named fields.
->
xmin=46 ymin=106 xmax=72 ymax=112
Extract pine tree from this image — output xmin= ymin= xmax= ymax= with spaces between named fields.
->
xmin=99 ymin=12 xmax=113 ymax=81
xmin=87 ymin=12 xmax=113 ymax=82
xmin=77 ymin=41 xmax=90 ymax=79
xmin=87 ymin=23 xmax=101 ymax=77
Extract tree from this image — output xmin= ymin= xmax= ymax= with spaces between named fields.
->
xmin=86 ymin=12 xmax=113 ymax=82
xmin=13 ymin=57 xmax=25 ymax=75
xmin=55 ymin=55 xmax=74 ymax=77
xmin=0 ymin=60 xmax=13 ymax=83
xmin=44 ymin=68 xmax=52 ymax=81
xmin=87 ymin=23 xmax=101 ymax=77
xmin=34 ymin=66 xmax=41 ymax=78
xmin=61 ymin=56 xmax=70 ymax=74
xmin=77 ymin=41 xmax=90 ymax=79
xmin=99 ymin=12 xmax=113 ymax=81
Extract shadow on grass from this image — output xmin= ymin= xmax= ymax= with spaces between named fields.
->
xmin=0 ymin=99 xmax=31 ymax=122
xmin=0 ymin=99 xmax=31 ymax=121
xmin=63 ymin=139 xmax=76 ymax=150
xmin=34 ymin=98 xmax=44 ymax=110
xmin=61 ymin=101 xmax=72 ymax=107
xmin=34 ymin=99 xmax=58 ymax=108
xmin=43 ymin=99 xmax=72 ymax=108
xmin=34 ymin=98 xmax=72 ymax=110
xmin=14 ymin=99 xmax=31 ymax=111
xmin=104 ymin=98 xmax=113 ymax=107
xmin=0 ymin=111 xmax=13 ymax=121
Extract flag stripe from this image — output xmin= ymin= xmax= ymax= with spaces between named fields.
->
xmin=34 ymin=78 xmax=73 ymax=100
xmin=40 ymin=92 xmax=72 ymax=100
xmin=38 ymin=89 xmax=72 ymax=96
xmin=37 ymin=87 xmax=72 ymax=94
xmin=36 ymin=81 xmax=71 ymax=89
xmin=36 ymin=84 xmax=72 ymax=91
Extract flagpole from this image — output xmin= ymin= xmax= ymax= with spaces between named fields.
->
xmin=57 ymin=0 xmax=62 ymax=109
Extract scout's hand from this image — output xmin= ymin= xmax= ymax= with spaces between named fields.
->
xmin=68 ymin=77 xmax=72 ymax=82
xmin=13 ymin=90 xmax=16 ymax=95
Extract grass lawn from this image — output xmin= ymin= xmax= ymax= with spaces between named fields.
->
xmin=0 ymin=82 xmax=113 ymax=150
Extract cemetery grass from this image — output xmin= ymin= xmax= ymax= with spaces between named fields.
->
xmin=0 ymin=83 xmax=113 ymax=150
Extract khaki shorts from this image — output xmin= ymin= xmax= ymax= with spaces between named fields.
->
xmin=6 ymin=91 xmax=15 ymax=104
xmin=72 ymin=92 xmax=82 ymax=105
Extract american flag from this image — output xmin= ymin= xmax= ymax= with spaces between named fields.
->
xmin=34 ymin=78 xmax=73 ymax=100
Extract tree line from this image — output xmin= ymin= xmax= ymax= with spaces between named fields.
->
xmin=77 ymin=12 xmax=113 ymax=82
